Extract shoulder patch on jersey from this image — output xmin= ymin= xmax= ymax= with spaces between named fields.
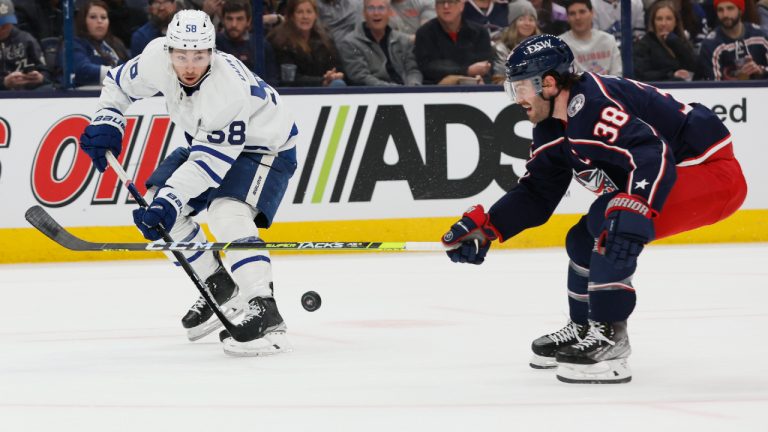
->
xmin=567 ymin=94 xmax=585 ymax=117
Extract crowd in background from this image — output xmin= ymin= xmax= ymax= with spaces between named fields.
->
xmin=0 ymin=0 xmax=767 ymax=90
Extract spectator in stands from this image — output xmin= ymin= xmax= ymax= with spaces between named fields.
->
xmin=14 ymin=0 xmax=63 ymax=41
xmin=634 ymin=0 xmax=697 ymax=81
xmin=99 ymin=0 xmax=147 ymax=49
xmin=699 ymin=0 xmax=768 ymax=79
xmin=414 ymin=0 xmax=493 ymax=84
xmin=0 ymin=0 xmax=50 ymax=90
xmin=492 ymin=0 xmax=539 ymax=81
xmin=267 ymin=0 xmax=346 ymax=86
xmin=462 ymin=0 xmax=508 ymax=38
xmin=71 ymin=0 xmax=129 ymax=87
xmin=389 ymin=0 xmax=436 ymax=42
xmin=559 ymin=0 xmax=622 ymax=75
xmin=338 ymin=0 xmax=422 ymax=85
xmin=217 ymin=0 xmax=279 ymax=85
xmin=590 ymin=0 xmax=645 ymax=43
xmin=316 ymin=0 xmax=362 ymax=46
xmin=530 ymin=0 xmax=568 ymax=35
xmin=699 ymin=0 xmax=762 ymax=31
xmin=131 ymin=0 xmax=178 ymax=56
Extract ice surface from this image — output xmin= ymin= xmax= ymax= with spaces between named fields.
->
xmin=1 ymin=244 xmax=767 ymax=431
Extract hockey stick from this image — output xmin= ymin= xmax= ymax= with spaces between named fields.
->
xmin=104 ymin=151 xmax=251 ymax=342
xmin=23 ymin=207 xmax=445 ymax=253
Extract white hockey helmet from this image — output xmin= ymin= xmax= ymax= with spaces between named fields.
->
xmin=165 ymin=10 xmax=216 ymax=51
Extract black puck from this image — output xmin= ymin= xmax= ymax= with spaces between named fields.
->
xmin=301 ymin=291 xmax=322 ymax=312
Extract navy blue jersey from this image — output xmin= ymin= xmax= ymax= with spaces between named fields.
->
xmin=489 ymin=72 xmax=732 ymax=241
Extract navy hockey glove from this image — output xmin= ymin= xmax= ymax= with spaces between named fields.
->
xmin=132 ymin=187 xmax=185 ymax=241
xmin=79 ymin=108 xmax=126 ymax=172
xmin=598 ymin=193 xmax=656 ymax=269
xmin=442 ymin=205 xmax=500 ymax=265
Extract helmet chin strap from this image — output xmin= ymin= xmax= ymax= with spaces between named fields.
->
xmin=537 ymin=86 xmax=562 ymax=119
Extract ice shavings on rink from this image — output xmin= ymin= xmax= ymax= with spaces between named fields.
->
xmin=1 ymin=243 xmax=767 ymax=431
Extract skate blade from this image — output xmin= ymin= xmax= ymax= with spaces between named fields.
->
xmin=186 ymin=308 xmax=243 ymax=342
xmin=555 ymin=358 xmax=632 ymax=384
xmin=222 ymin=331 xmax=293 ymax=357
xmin=529 ymin=353 xmax=557 ymax=369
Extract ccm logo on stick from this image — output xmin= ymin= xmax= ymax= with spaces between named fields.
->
xmin=146 ymin=242 xmax=214 ymax=251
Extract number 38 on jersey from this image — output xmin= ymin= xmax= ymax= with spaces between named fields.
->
xmin=592 ymin=106 xmax=629 ymax=143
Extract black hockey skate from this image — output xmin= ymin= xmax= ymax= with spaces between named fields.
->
xmin=181 ymin=266 xmax=241 ymax=341
xmin=529 ymin=320 xmax=587 ymax=369
xmin=220 ymin=296 xmax=292 ymax=357
xmin=555 ymin=320 xmax=632 ymax=384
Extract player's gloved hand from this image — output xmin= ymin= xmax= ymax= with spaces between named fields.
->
xmin=442 ymin=205 xmax=500 ymax=265
xmin=132 ymin=187 xmax=185 ymax=241
xmin=597 ymin=193 xmax=656 ymax=269
xmin=79 ymin=108 xmax=126 ymax=172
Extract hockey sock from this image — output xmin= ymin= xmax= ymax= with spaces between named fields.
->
xmin=163 ymin=215 xmax=220 ymax=280
xmin=587 ymin=250 xmax=637 ymax=322
xmin=565 ymin=217 xmax=592 ymax=325
xmin=567 ymin=261 xmax=589 ymax=325
xmin=208 ymin=198 xmax=273 ymax=299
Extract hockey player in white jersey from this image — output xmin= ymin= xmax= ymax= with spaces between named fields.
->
xmin=78 ymin=10 xmax=298 ymax=357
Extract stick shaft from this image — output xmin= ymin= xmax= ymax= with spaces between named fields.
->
xmin=103 ymin=152 xmax=249 ymax=342
xmin=24 ymin=206 xmax=445 ymax=252
xmin=105 ymin=152 xmax=149 ymax=206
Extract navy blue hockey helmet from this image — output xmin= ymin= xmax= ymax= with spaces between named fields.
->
xmin=504 ymin=34 xmax=574 ymax=102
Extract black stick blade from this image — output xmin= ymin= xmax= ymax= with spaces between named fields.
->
xmin=25 ymin=205 xmax=100 ymax=251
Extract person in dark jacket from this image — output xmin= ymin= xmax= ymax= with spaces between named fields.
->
xmin=267 ymin=0 xmax=345 ymax=86
xmin=634 ymin=0 xmax=697 ymax=81
xmin=698 ymin=0 xmax=768 ymax=80
xmin=71 ymin=0 xmax=129 ymax=87
xmin=0 ymin=0 xmax=50 ymax=90
xmin=462 ymin=0 xmax=508 ymax=38
xmin=216 ymin=0 xmax=279 ymax=86
xmin=14 ymin=0 xmax=63 ymax=40
xmin=414 ymin=0 xmax=493 ymax=84
xmin=101 ymin=0 xmax=147 ymax=49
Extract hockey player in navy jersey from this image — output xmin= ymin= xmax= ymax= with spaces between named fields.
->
xmin=441 ymin=34 xmax=747 ymax=383
xmin=78 ymin=10 xmax=298 ymax=357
